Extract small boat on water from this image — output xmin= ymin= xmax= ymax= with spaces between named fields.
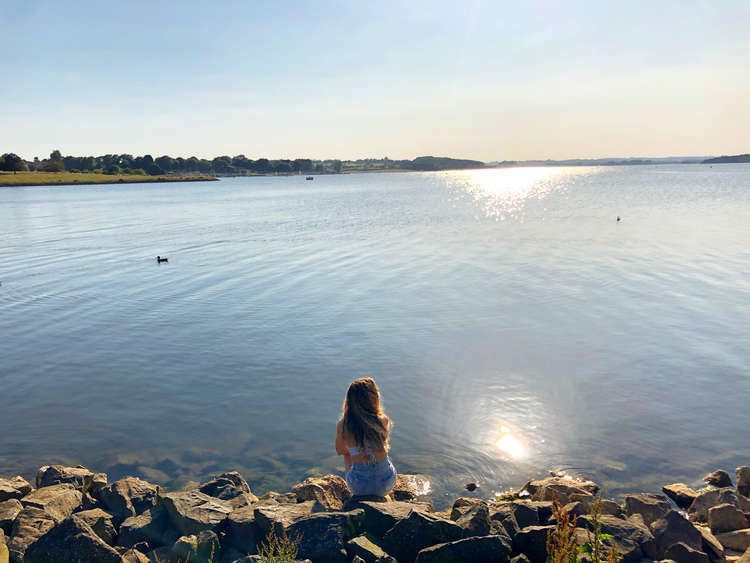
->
xmin=306 ymin=176 xmax=314 ymax=180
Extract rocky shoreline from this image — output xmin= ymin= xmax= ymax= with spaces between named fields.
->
xmin=2 ymin=464 xmax=750 ymax=563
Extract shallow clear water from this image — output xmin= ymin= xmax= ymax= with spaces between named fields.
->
xmin=1 ymin=165 xmax=749 ymax=506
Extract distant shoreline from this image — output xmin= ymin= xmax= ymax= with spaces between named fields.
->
xmin=0 ymin=171 xmax=218 ymax=188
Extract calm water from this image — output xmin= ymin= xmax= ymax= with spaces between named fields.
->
xmin=1 ymin=165 xmax=749 ymax=506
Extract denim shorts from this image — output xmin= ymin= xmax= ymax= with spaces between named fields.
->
xmin=346 ymin=457 xmax=397 ymax=496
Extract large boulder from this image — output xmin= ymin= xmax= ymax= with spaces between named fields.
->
xmin=696 ymin=525 xmax=725 ymax=562
xmin=74 ymin=508 xmax=117 ymax=546
xmin=99 ymin=477 xmax=159 ymax=524
xmin=569 ymin=493 xmax=623 ymax=517
xmin=650 ymin=510 xmax=702 ymax=559
xmin=738 ymin=467 xmax=750 ymax=499
xmin=20 ymin=483 xmax=82 ymax=522
xmin=382 ymin=510 xmax=463 ymax=562
xmin=708 ymin=502 xmax=748 ymax=534
xmin=35 ymin=465 xmax=103 ymax=491
xmin=170 ymin=530 xmax=219 ymax=563
xmin=449 ymin=498 xmax=490 ymax=538
xmin=198 ymin=472 xmax=257 ymax=508
xmin=414 ymin=534 xmax=512 ymax=563
xmin=355 ymin=500 xmax=431 ymax=539
xmin=292 ymin=475 xmax=352 ymax=511
xmin=623 ymin=493 xmax=671 ymax=527
xmin=662 ymin=483 xmax=698 ymax=509
xmin=579 ymin=514 xmax=656 ymax=562
xmin=0 ymin=477 xmax=32 ymax=503
xmin=689 ymin=487 xmax=744 ymax=522
xmin=254 ymin=501 xmax=315 ymax=537
xmin=488 ymin=503 xmax=520 ymax=539
xmin=161 ymin=490 xmax=232 ymax=536
xmin=286 ymin=509 xmax=365 ymax=563
xmin=520 ymin=476 xmax=598 ymax=505
xmin=664 ymin=541 xmax=710 ymax=563
xmin=714 ymin=528 xmax=750 ymax=552
xmin=490 ymin=501 xmax=539 ymax=528
xmin=513 ymin=525 xmax=552 ymax=563
xmin=392 ymin=474 xmax=432 ymax=504
xmin=23 ymin=513 xmax=122 ymax=563
xmin=703 ymin=470 xmax=732 ymax=488
xmin=0 ymin=500 xmax=22 ymax=535
xmin=118 ymin=505 xmax=169 ymax=549
xmin=7 ymin=507 xmax=56 ymax=562
xmin=223 ymin=504 xmax=261 ymax=555
xmin=346 ymin=533 xmax=391 ymax=562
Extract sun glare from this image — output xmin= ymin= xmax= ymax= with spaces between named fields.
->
xmin=495 ymin=426 xmax=526 ymax=458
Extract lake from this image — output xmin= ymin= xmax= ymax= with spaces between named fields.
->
xmin=1 ymin=165 xmax=748 ymax=506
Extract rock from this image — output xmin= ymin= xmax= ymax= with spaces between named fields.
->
xmin=664 ymin=541 xmax=710 ymax=563
xmin=414 ymin=534 xmax=512 ymax=563
xmin=356 ymin=500 xmax=431 ymax=539
xmin=170 ymin=530 xmax=219 ymax=563
xmin=569 ymin=493 xmax=624 ymax=517
xmin=161 ymin=490 xmax=232 ymax=535
xmin=74 ymin=508 xmax=117 ymax=545
xmin=513 ymin=525 xmax=553 ymax=563
xmin=100 ymin=477 xmax=159 ymax=524
xmin=254 ymin=501 xmax=315 ymax=536
xmin=738 ymin=546 xmax=750 ymax=563
xmin=224 ymin=504 xmax=260 ymax=555
xmin=580 ymin=514 xmax=657 ymax=562
xmin=256 ymin=491 xmax=297 ymax=505
xmin=144 ymin=545 xmax=170 ymax=562
xmin=35 ymin=465 xmax=95 ymax=490
xmin=198 ymin=472 xmax=258 ymax=507
xmin=449 ymin=498 xmax=490 ymax=538
xmin=696 ymin=525 xmax=725 ymax=562
xmin=382 ymin=509 xmax=462 ymax=562
xmin=346 ymin=533 xmax=391 ymax=562
xmin=491 ymin=501 xmax=539 ymax=528
xmin=0 ymin=500 xmax=22 ymax=535
xmin=23 ymin=513 xmax=123 ymax=563
xmin=623 ymin=493 xmax=671 ymax=527
xmin=527 ymin=501 xmax=554 ymax=524
xmin=689 ymin=487 xmax=744 ymax=522
xmin=510 ymin=556 xmax=531 ymax=563
xmin=650 ymin=510 xmax=702 ymax=559
xmin=7 ymin=507 xmax=56 ymax=562
xmin=122 ymin=548 xmax=150 ymax=563
xmin=520 ymin=476 xmax=599 ymax=505
xmin=714 ymin=528 xmax=750 ymax=551
xmin=0 ymin=530 xmax=8 ymax=563
xmin=704 ymin=470 xmax=733 ymax=488
xmin=20 ymin=483 xmax=82 ymax=522
xmin=561 ymin=501 xmax=588 ymax=518
xmin=662 ymin=483 xmax=698 ymax=509
xmin=738 ymin=467 xmax=750 ymax=499
xmin=0 ymin=477 xmax=32 ymax=502
xmin=392 ymin=474 xmax=432 ymax=503
xmin=292 ymin=474 xmax=352 ymax=511
xmin=118 ymin=505 xmax=169 ymax=549
xmin=488 ymin=503 xmax=520 ymax=539
xmin=709 ymin=503 xmax=749 ymax=534
xmin=287 ymin=510 xmax=365 ymax=563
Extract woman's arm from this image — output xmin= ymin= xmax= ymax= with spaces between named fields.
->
xmin=335 ymin=421 xmax=352 ymax=471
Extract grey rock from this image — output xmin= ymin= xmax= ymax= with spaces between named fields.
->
xmin=198 ymin=472 xmax=257 ymax=507
xmin=35 ymin=465 xmax=97 ymax=490
xmin=170 ymin=530 xmax=219 ymax=563
xmin=0 ymin=499 xmax=22 ymax=535
xmin=23 ymin=513 xmax=123 ymax=563
xmin=568 ymin=494 xmax=624 ymax=517
xmin=703 ymin=470 xmax=733 ymax=488
xmin=118 ymin=505 xmax=169 ymax=549
xmin=490 ymin=501 xmax=539 ymax=528
xmin=689 ymin=487 xmax=742 ymax=522
xmin=580 ymin=514 xmax=656 ymax=562
xmin=74 ymin=508 xmax=117 ymax=545
xmin=7 ymin=507 xmax=56 ymax=562
xmin=100 ymin=477 xmax=159 ymax=524
xmin=513 ymin=525 xmax=552 ymax=563
xmin=664 ymin=541 xmax=710 ymax=563
xmin=354 ymin=500 xmax=431 ymax=539
xmin=738 ymin=467 xmax=750 ymax=499
xmin=488 ymin=503 xmax=520 ymax=539
xmin=224 ymin=503 xmax=260 ymax=555
xmin=520 ymin=476 xmax=598 ymax=505
xmin=414 ymin=534 xmax=512 ymax=563
xmin=254 ymin=501 xmax=315 ymax=536
xmin=256 ymin=491 xmax=297 ymax=505
xmin=449 ymin=498 xmax=490 ymax=538
xmin=0 ymin=529 xmax=8 ymax=563
xmin=346 ymin=533 xmax=391 ymax=562
xmin=650 ymin=510 xmax=702 ymax=559
xmin=20 ymin=483 xmax=82 ymax=522
xmin=392 ymin=474 xmax=432 ymax=504
xmin=708 ymin=502 xmax=748 ymax=534
xmin=696 ymin=524 xmax=725 ymax=562
xmin=714 ymin=528 xmax=750 ymax=551
xmin=291 ymin=474 xmax=352 ymax=511
xmin=623 ymin=493 xmax=671 ymax=527
xmin=382 ymin=509 xmax=462 ymax=562
xmin=287 ymin=510 xmax=365 ymax=563
xmin=0 ymin=477 xmax=32 ymax=503
xmin=161 ymin=490 xmax=232 ymax=536
xmin=662 ymin=483 xmax=698 ymax=510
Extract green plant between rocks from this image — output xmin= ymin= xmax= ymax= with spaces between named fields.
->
xmin=579 ymin=497 xmax=622 ymax=563
xmin=546 ymin=494 xmax=579 ymax=563
xmin=257 ymin=528 xmax=300 ymax=563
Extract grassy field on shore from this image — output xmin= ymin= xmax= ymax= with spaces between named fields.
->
xmin=0 ymin=171 xmax=217 ymax=187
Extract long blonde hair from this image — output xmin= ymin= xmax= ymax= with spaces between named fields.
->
xmin=341 ymin=377 xmax=392 ymax=451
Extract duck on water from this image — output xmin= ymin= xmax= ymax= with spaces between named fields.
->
xmin=156 ymin=256 xmax=168 ymax=263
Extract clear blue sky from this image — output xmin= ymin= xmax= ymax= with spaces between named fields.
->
xmin=2 ymin=0 xmax=749 ymax=161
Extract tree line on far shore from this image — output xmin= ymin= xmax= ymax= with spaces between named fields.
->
xmin=0 ymin=151 xmax=486 ymax=176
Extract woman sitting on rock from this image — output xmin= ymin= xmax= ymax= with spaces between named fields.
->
xmin=336 ymin=377 xmax=397 ymax=497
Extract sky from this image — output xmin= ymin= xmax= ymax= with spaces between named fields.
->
xmin=2 ymin=0 xmax=749 ymax=162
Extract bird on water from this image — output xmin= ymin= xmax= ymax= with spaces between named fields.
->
xmin=617 ymin=216 xmax=621 ymax=222
xmin=156 ymin=256 xmax=168 ymax=263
